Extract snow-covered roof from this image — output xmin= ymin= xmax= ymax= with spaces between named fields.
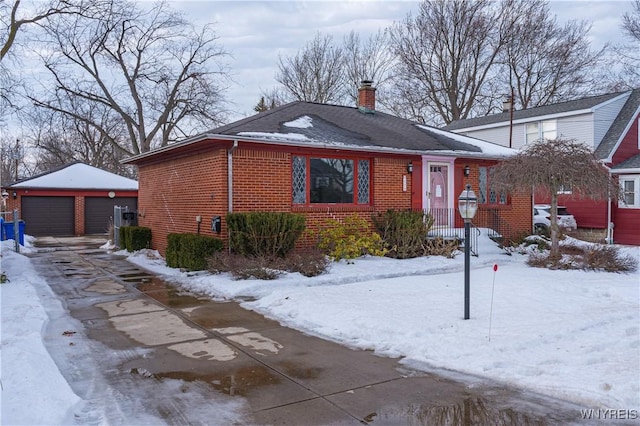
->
xmin=9 ymin=163 xmax=138 ymax=190
xmin=418 ymin=126 xmax=517 ymax=156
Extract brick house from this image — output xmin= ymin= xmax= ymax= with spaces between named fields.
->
xmin=444 ymin=89 xmax=640 ymax=245
xmin=123 ymin=82 xmax=532 ymax=255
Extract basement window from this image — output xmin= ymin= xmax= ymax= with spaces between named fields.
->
xmin=292 ymin=156 xmax=371 ymax=205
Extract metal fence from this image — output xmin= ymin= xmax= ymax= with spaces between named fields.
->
xmin=423 ymin=207 xmax=516 ymax=256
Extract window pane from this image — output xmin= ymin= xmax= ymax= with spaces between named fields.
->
xmin=499 ymin=191 xmax=507 ymax=204
xmin=357 ymin=159 xmax=370 ymax=204
xmin=479 ymin=167 xmax=487 ymax=204
xmin=623 ymin=180 xmax=635 ymax=206
xmin=292 ymin=156 xmax=306 ymax=204
xmin=310 ymin=158 xmax=354 ymax=203
xmin=526 ymin=123 xmax=539 ymax=144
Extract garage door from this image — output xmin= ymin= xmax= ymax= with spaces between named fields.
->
xmin=85 ymin=197 xmax=137 ymax=234
xmin=21 ymin=196 xmax=75 ymax=236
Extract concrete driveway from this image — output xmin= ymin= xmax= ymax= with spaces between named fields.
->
xmin=28 ymin=236 xmax=586 ymax=425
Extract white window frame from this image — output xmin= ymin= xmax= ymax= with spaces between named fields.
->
xmin=525 ymin=119 xmax=557 ymax=144
xmin=620 ymin=175 xmax=640 ymax=208
xmin=557 ymin=184 xmax=572 ymax=195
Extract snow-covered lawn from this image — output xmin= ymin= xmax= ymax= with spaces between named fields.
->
xmin=1 ymin=232 xmax=638 ymax=424
xmin=127 ymin=233 xmax=640 ymax=411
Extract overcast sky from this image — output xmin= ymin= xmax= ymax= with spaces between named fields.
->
xmin=170 ymin=1 xmax=635 ymax=122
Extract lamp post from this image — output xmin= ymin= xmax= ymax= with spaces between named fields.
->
xmin=458 ymin=184 xmax=478 ymax=320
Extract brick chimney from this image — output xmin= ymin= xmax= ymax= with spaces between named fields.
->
xmin=358 ymin=80 xmax=376 ymax=113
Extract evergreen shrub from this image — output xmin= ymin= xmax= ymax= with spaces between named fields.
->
xmin=166 ymin=233 xmax=224 ymax=271
xmin=226 ymin=212 xmax=305 ymax=257
xmin=118 ymin=226 xmax=152 ymax=252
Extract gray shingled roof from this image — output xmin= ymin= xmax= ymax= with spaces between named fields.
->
xmin=611 ymin=153 xmax=640 ymax=170
xmin=594 ymin=88 xmax=640 ymax=160
xmin=212 ymin=101 xmax=483 ymax=153
xmin=443 ymin=92 xmax=626 ymax=131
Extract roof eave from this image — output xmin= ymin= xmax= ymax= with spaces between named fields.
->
xmin=122 ymin=133 xmax=513 ymax=164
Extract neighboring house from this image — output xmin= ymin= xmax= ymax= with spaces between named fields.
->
xmin=123 ymin=81 xmax=531 ymax=256
xmin=444 ymin=90 xmax=640 ymax=245
xmin=1 ymin=162 xmax=138 ymax=236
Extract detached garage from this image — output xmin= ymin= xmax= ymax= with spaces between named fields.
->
xmin=2 ymin=163 xmax=138 ymax=237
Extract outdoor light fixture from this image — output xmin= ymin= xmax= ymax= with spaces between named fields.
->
xmin=458 ymin=184 xmax=478 ymax=320
xmin=407 ymin=161 xmax=413 ymax=174
xmin=12 ymin=191 xmax=17 ymax=199
xmin=463 ymin=165 xmax=470 ymax=177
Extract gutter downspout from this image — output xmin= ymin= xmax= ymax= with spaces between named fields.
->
xmin=228 ymin=140 xmax=238 ymax=253
xmin=602 ymin=161 xmax=614 ymax=244
xmin=228 ymin=140 xmax=238 ymax=213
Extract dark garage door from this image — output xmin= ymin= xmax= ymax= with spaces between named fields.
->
xmin=85 ymin=197 xmax=137 ymax=234
xmin=21 ymin=196 xmax=75 ymax=236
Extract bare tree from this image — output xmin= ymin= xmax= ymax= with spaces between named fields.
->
xmin=23 ymin=99 xmax=133 ymax=176
xmin=1 ymin=0 xmax=87 ymax=116
xmin=490 ymin=138 xmax=620 ymax=258
xmin=605 ymin=0 xmax=640 ymax=90
xmin=501 ymin=0 xmax=603 ymax=109
xmin=0 ymin=0 xmax=85 ymax=63
xmin=0 ymin=136 xmax=29 ymax=183
xmin=275 ymin=32 xmax=346 ymax=104
xmin=623 ymin=0 xmax=640 ymax=40
xmin=29 ymin=0 xmax=229 ymax=155
xmin=389 ymin=0 xmax=510 ymax=125
xmin=342 ymin=30 xmax=396 ymax=107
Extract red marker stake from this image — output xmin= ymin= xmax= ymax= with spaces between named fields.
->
xmin=488 ymin=264 xmax=498 ymax=342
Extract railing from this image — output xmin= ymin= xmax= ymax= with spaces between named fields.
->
xmin=422 ymin=207 xmax=517 ymax=256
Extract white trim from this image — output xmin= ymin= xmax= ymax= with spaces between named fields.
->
xmin=611 ymin=167 xmax=640 ymax=174
xmin=619 ymin=174 xmax=640 ymax=209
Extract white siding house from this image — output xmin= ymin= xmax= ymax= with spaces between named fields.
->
xmin=446 ymin=92 xmax=630 ymax=151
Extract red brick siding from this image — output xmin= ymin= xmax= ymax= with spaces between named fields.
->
xmin=136 ymin=149 xmax=228 ymax=254
xmin=137 ymin=146 xmax=416 ymax=255
xmin=455 ymin=161 xmax=533 ymax=237
xmin=75 ymin=196 xmax=85 ymax=235
xmin=373 ymin=157 xmax=413 ymax=211
xmin=233 ymin=149 xmax=291 ymax=212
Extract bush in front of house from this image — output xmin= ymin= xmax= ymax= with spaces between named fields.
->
xmin=424 ymin=237 xmax=460 ymax=258
xmin=118 ymin=226 xmax=152 ymax=251
xmin=527 ymin=243 xmax=637 ymax=272
xmin=372 ymin=209 xmax=434 ymax=259
xmin=208 ymin=248 xmax=328 ymax=280
xmin=166 ymin=233 xmax=224 ymax=271
xmin=315 ymin=214 xmax=386 ymax=262
xmin=226 ymin=211 xmax=306 ymax=258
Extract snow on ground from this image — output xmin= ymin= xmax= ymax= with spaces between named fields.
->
xmin=0 ymin=237 xmax=81 ymax=425
xmin=1 ymin=232 xmax=638 ymax=424
xmin=125 ymin=232 xmax=640 ymax=411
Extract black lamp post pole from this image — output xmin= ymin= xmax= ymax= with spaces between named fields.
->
xmin=464 ymin=218 xmax=470 ymax=320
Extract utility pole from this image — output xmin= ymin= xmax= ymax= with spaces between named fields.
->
xmin=13 ymin=138 xmax=19 ymax=181
xmin=502 ymin=88 xmax=514 ymax=148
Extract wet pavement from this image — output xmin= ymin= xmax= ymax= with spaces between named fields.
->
xmin=28 ymin=236 xmax=590 ymax=425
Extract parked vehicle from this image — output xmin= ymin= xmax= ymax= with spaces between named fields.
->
xmin=534 ymin=204 xmax=577 ymax=234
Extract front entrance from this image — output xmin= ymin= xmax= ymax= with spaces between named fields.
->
xmin=425 ymin=163 xmax=451 ymax=227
